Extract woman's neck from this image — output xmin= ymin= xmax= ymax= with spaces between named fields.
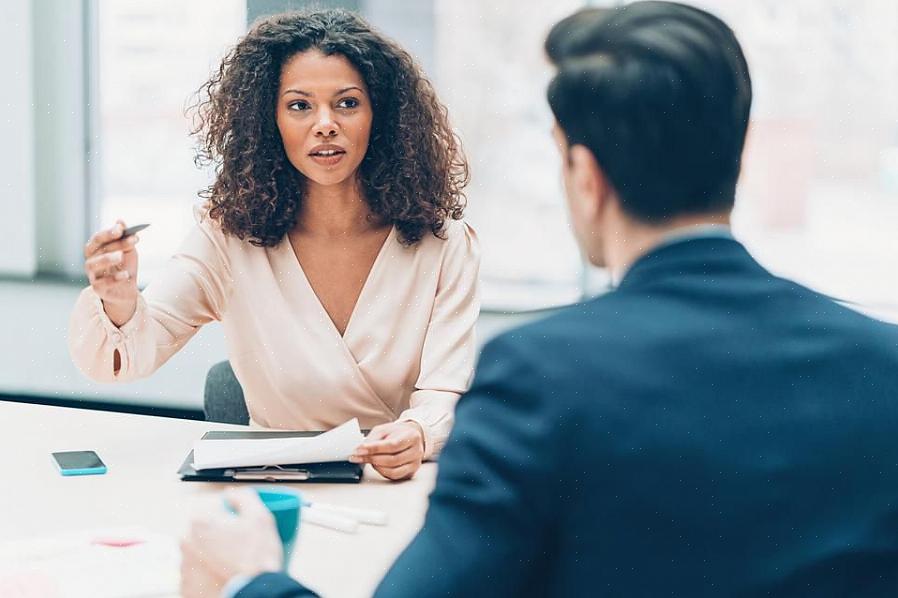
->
xmin=294 ymin=178 xmax=380 ymax=237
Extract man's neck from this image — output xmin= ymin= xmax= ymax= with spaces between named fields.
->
xmin=294 ymin=178 xmax=379 ymax=237
xmin=606 ymin=212 xmax=731 ymax=283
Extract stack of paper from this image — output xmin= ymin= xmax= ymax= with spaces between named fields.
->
xmin=192 ymin=418 xmax=364 ymax=470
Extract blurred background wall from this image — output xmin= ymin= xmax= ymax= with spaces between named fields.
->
xmin=2 ymin=0 xmax=897 ymax=416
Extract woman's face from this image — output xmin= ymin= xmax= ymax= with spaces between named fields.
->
xmin=276 ymin=50 xmax=373 ymax=187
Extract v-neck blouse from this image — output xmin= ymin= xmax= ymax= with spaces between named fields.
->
xmin=68 ymin=212 xmax=481 ymax=458
xmin=284 ymin=225 xmax=395 ymax=341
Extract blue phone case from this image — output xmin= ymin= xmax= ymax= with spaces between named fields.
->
xmin=52 ymin=451 xmax=107 ymax=476
xmin=59 ymin=465 xmax=107 ymax=476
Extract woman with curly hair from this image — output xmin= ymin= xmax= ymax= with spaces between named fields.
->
xmin=68 ymin=10 xmax=479 ymax=481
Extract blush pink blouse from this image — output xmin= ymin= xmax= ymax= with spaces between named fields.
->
xmin=68 ymin=213 xmax=481 ymax=458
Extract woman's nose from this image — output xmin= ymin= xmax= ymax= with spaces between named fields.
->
xmin=313 ymin=109 xmax=338 ymax=137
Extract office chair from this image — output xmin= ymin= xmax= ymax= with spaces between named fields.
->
xmin=203 ymin=361 xmax=250 ymax=425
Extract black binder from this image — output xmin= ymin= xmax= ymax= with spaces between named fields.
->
xmin=178 ymin=430 xmax=364 ymax=483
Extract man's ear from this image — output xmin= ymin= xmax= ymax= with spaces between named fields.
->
xmin=568 ymin=144 xmax=607 ymax=220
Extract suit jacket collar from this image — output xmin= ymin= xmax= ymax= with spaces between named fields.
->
xmin=616 ymin=236 xmax=761 ymax=292
xmin=611 ymin=225 xmax=733 ymax=285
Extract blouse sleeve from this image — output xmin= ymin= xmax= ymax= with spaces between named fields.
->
xmin=68 ymin=210 xmax=233 ymax=383
xmin=398 ymin=221 xmax=481 ymax=459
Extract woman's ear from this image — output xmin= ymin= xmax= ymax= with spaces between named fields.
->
xmin=568 ymin=144 xmax=607 ymax=221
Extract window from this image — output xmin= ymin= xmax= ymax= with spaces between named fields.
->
xmin=684 ymin=0 xmax=898 ymax=312
xmin=96 ymin=1 xmax=246 ymax=281
xmin=0 ymin=0 xmax=36 ymax=277
xmin=93 ymin=1 xmax=898 ymax=314
xmin=431 ymin=0 xmax=589 ymax=309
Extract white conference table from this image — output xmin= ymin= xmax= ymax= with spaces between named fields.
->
xmin=0 ymin=401 xmax=437 ymax=597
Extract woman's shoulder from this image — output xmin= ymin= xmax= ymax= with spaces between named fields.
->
xmin=442 ymin=218 xmax=479 ymax=257
xmin=406 ymin=218 xmax=479 ymax=266
xmin=443 ymin=217 xmax=475 ymax=238
xmin=416 ymin=218 xmax=477 ymax=250
xmin=184 ymin=205 xmax=285 ymax=279
xmin=191 ymin=204 xmax=276 ymax=256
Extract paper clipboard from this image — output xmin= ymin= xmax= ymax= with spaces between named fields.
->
xmin=178 ymin=430 xmax=364 ymax=483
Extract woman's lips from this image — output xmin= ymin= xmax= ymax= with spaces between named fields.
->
xmin=308 ymin=150 xmax=346 ymax=167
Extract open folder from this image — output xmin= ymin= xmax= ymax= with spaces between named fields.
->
xmin=179 ymin=420 xmax=365 ymax=483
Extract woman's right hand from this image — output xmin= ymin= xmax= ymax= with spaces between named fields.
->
xmin=84 ymin=220 xmax=141 ymax=327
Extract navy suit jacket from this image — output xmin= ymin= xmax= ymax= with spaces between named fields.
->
xmin=239 ymin=237 xmax=898 ymax=597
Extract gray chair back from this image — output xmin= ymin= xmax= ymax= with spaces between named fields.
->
xmin=203 ymin=361 xmax=249 ymax=425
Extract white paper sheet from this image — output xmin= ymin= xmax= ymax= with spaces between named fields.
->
xmin=192 ymin=418 xmax=364 ymax=470
xmin=0 ymin=527 xmax=179 ymax=598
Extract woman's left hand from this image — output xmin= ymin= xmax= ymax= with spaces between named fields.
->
xmin=350 ymin=421 xmax=425 ymax=481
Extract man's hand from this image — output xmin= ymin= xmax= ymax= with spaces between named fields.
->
xmin=350 ymin=420 xmax=425 ymax=481
xmin=180 ymin=489 xmax=283 ymax=598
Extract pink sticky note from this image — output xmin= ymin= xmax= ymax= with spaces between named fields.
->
xmin=91 ymin=537 xmax=145 ymax=548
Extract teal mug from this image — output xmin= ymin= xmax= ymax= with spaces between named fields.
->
xmin=227 ymin=488 xmax=302 ymax=569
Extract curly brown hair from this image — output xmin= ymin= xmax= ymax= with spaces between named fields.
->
xmin=189 ymin=9 xmax=468 ymax=247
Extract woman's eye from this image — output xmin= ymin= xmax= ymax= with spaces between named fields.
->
xmin=338 ymin=97 xmax=359 ymax=109
xmin=288 ymin=100 xmax=310 ymax=111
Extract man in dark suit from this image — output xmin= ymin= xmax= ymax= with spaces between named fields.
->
xmin=181 ymin=2 xmax=898 ymax=596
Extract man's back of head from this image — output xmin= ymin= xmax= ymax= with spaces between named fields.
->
xmin=547 ymin=1 xmax=752 ymax=223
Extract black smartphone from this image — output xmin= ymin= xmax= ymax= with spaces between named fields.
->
xmin=52 ymin=450 xmax=107 ymax=476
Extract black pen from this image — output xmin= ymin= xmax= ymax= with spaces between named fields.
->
xmin=120 ymin=223 xmax=150 ymax=239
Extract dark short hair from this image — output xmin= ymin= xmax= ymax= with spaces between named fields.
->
xmin=546 ymin=1 xmax=752 ymax=222
xmin=190 ymin=9 xmax=467 ymax=247
xmin=544 ymin=7 xmax=610 ymax=64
